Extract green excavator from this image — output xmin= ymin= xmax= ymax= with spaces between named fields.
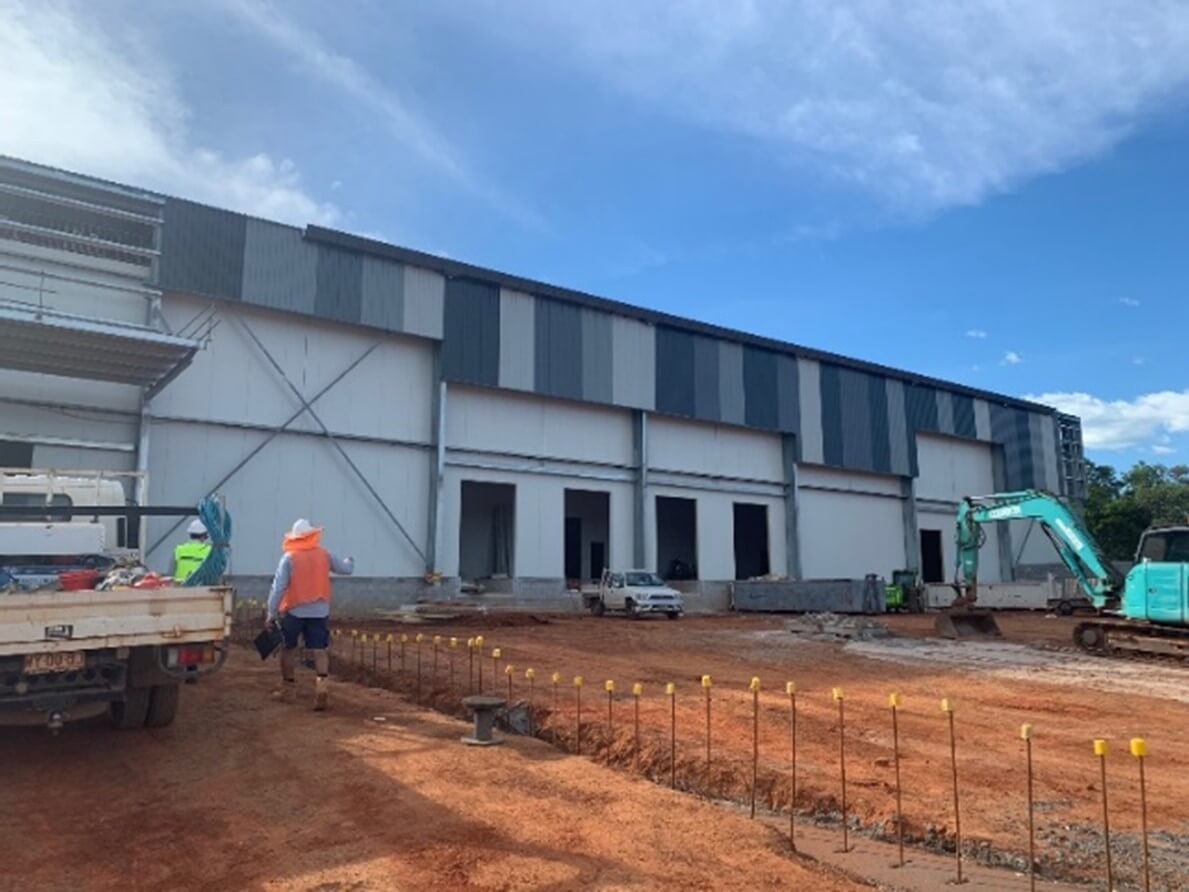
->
xmin=947 ymin=489 xmax=1189 ymax=657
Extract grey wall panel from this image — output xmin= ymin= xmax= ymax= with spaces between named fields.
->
xmin=936 ymin=389 xmax=955 ymax=435
xmin=974 ymin=398 xmax=992 ymax=441
xmin=952 ymin=394 xmax=977 ymax=439
xmin=692 ymin=335 xmax=721 ymax=422
xmin=1028 ymin=411 xmax=1048 ymax=490
xmin=535 ymin=298 xmax=583 ymax=400
xmin=402 ymin=266 xmax=445 ymax=340
xmin=868 ymin=372 xmax=891 ymax=473
xmin=718 ymin=341 xmax=746 ymax=426
xmin=906 ymin=384 xmax=939 ymax=433
xmin=314 ymin=245 xmax=363 ymax=324
xmin=797 ymin=358 xmax=824 ymax=464
xmin=776 ymin=353 xmax=800 ymax=435
xmin=655 ymin=326 xmax=696 ymax=417
xmin=819 ymin=363 xmax=843 ymax=466
xmin=360 ymin=255 xmax=404 ymax=331
xmin=610 ymin=315 xmax=655 ymax=410
xmin=498 ymin=289 xmax=535 ymax=391
xmin=1040 ymin=414 xmax=1059 ymax=494
xmin=581 ymin=308 xmax=613 ymax=403
xmin=839 ymin=367 xmax=873 ymax=471
xmin=443 ymin=278 xmax=499 ymax=386
xmin=159 ymin=198 xmax=246 ymax=300
xmin=743 ymin=346 xmax=779 ymax=429
xmin=886 ymin=378 xmax=911 ymax=476
xmin=241 ymin=218 xmax=316 ymax=314
xmin=991 ymin=404 xmax=1034 ymax=490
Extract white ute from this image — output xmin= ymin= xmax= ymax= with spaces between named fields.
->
xmin=582 ymin=569 xmax=684 ymax=619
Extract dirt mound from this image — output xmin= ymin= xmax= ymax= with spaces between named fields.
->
xmin=785 ymin=612 xmax=891 ymax=641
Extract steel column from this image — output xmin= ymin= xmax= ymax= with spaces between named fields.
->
xmin=632 ymin=410 xmax=648 ymax=568
xmin=782 ymin=434 xmax=802 ymax=579
xmin=900 ymin=476 xmax=921 ymax=574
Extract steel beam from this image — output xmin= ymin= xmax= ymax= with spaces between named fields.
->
xmin=782 ymin=434 xmax=802 ymax=579
xmin=900 ymin=476 xmax=921 ymax=574
xmin=632 ymin=410 xmax=648 ymax=568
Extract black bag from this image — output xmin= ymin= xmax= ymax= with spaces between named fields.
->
xmin=253 ymin=625 xmax=284 ymax=660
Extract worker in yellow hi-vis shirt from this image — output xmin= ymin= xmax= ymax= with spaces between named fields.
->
xmin=171 ymin=519 xmax=211 ymax=583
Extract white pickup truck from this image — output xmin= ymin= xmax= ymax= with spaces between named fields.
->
xmin=582 ymin=569 xmax=684 ymax=619
xmin=0 ymin=471 xmax=231 ymax=731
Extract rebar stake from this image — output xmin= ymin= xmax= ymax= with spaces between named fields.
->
xmin=702 ymin=675 xmax=712 ymax=770
xmin=1131 ymin=738 xmax=1150 ymax=892
xmin=1022 ymin=724 xmax=1036 ymax=892
xmin=574 ymin=676 xmax=584 ymax=755
xmin=787 ymin=681 xmax=797 ymax=852
xmin=632 ymin=683 xmax=642 ymax=771
xmin=749 ymin=677 xmax=760 ymax=819
xmin=386 ymin=634 xmax=393 ymax=674
xmin=943 ymin=699 xmax=964 ymax=884
xmin=890 ymin=693 xmax=905 ymax=868
xmin=605 ymin=680 xmax=615 ymax=761
xmin=551 ymin=672 xmax=560 ymax=746
xmin=834 ymin=687 xmax=849 ymax=853
xmin=526 ymin=668 xmax=536 ymax=736
xmin=1094 ymin=738 xmax=1112 ymax=892
xmin=667 ymin=682 xmax=677 ymax=789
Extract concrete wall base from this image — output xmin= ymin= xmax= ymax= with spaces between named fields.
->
xmin=731 ymin=578 xmax=886 ymax=614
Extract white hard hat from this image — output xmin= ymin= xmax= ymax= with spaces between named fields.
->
xmin=291 ymin=518 xmax=314 ymax=536
xmin=188 ymin=519 xmax=208 ymax=536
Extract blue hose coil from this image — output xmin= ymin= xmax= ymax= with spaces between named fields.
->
xmin=184 ymin=496 xmax=231 ymax=586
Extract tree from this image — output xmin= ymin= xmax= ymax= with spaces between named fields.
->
xmin=1082 ymin=460 xmax=1189 ymax=560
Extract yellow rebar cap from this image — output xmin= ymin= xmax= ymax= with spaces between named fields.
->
xmin=632 ymin=682 xmax=644 ymax=696
xmin=1020 ymin=723 xmax=1033 ymax=741
xmin=525 ymin=668 xmax=536 ymax=679
xmin=832 ymin=687 xmax=844 ymax=701
xmin=889 ymin=692 xmax=902 ymax=708
xmin=1093 ymin=738 xmax=1108 ymax=756
xmin=573 ymin=675 xmax=584 ymax=687
xmin=785 ymin=681 xmax=796 ymax=695
xmin=551 ymin=671 xmax=561 ymax=684
xmin=605 ymin=679 xmax=615 ymax=692
xmin=1130 ymin=738 xmax=1147 ymax=758
xmin=749 ymin=676 xmax=761 ymax=692
xmin=701 ymin=675 xmax=712 ymax=688
xmin=505 ymin=664 xmax=514 ymax=675
xmin=940 ymin=698 xmax=953 ymax=713
xmin=492 ymin=647 xmax=502 ymax=658
xmin=666 ymin=682 xmax=676 ymax=696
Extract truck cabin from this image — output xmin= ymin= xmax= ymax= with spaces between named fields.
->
xmin=1136 ymin=527 xmax=1189 ymax=564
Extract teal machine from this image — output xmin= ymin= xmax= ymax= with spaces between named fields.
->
xmin=954 ymin=489 xmax=1189 ymax=656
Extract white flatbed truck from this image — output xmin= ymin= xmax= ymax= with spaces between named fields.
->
xmin=581 ymin=569 xmax=684 ymax=619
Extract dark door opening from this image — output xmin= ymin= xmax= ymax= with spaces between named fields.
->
xmin=0 ymin=440 xmax=34 ymax=468
xmin=656 ymin=495 xmax=697 ymax=580
xmin=459 ymin=481 xmax=515 ymax=580
xmin=589 ymin=541 xmax=606 ymax=579
xmin=920 ymin=529 xmax=945 ymax=583
xmin=564 ymin=517 xmax=582 ymax=580
xmin=733 ymin=503 xmax=770 ymax=580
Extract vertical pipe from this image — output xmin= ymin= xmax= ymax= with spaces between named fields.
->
xmin=1022 ymin=724 xmax=1035 ymax=892
xmin=1131 ymin=738 xmax=1150 ymax=892
xmin=834 ymin=688 xmax=849 ymax=853
xmin=1094 ymin=738 xmax=1112 ymax=891
xmin=788 ymin=681 xmax=797 ymax=852
xmin=750 ymin=677 xmax=760 ymax=819
xmin=944 ymin=700 xmax=962 ymax=884
xmin=890 ymin=693 xmax=905 ymax=867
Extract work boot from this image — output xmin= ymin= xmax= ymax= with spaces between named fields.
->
xmin=272 ymin=680 xmax=297 ymax=704
xmin=314 ymin=676 xmax=329 ymax=711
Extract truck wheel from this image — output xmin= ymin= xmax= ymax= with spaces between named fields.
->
xmin=625 ymin=599 xmax=641 ymax=619
xmin=109 ymin=685 xmax=150 ymax=730
xmin=145 ymin=683 xmax=181 ymax=728
xmin=590 ymin=598 xmax=606 ymax=617
xmin=666 ymin=611 xmax=680 ymax=620
xmin=1056 ymin=600 xmax=1074 ymax=616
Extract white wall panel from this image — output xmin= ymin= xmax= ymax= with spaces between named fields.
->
xmin=915 ymin=433 xmax=996 ymax=502
xmin=446 ymin=386 xmax=633 ymax=467
xmin=155 ymin=295 xmax=434 ymax=444
xmin=798 ymin=464 xmax=902 ymax=497
xmin=799 ymin=487 xmax=904 ymax=580
xmin=498 ymin=289 xmax=535 ymax=392
xmin=610 ymin=315 xmax=655 ymax=410
xmin=797 ymin=358 xmax=824 ymax=464
xmin=0 ymin=244 xmax=148 ymax=324
xmin=648 ymin=415 xmax=783 ymax=482
xmin=402 ymin=265 xmax=444 ymax=340
xmin=144 ymin=421 xmax=429 ymax=577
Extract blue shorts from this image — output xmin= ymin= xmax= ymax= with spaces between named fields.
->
xmin=280 ymin=614 xmax=330 ymax=650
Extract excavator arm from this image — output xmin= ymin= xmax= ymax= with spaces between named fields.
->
xmin=956 ymin=490 xmax=1122 ymax=610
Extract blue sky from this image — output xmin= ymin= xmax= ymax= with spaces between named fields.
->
xmin=2 ymin=0 xmax=1188 ymax=469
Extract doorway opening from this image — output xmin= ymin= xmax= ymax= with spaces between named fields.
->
xmin=920 ymin=529 xmax=945 ymax=583
xmin=459 ymin=481 xmax=515 ymax=580
xmin=733 ymin=502 xmax=770 ymax=580
xmin=656 ymin=495 xmax=697 ymax=580
xmin=564 ymin=489 xmax=610 ymax=582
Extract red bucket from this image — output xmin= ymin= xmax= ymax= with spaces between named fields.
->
xmin=59 ymin=569 xmax=99 ymax=591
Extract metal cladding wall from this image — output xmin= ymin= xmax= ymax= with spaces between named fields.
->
xmin=153 ymin=194 xmax=1065 ymax=493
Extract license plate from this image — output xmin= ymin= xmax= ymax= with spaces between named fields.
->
xmin=24 ymin=651 xmax=85 ymax=675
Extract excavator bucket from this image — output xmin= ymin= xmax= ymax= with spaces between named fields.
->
xmin=935 ymin=610 xmax=1002 ymax=640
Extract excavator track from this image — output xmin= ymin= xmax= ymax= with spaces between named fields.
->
xmin=1073 ymin=619 xmax=1189 ymax=660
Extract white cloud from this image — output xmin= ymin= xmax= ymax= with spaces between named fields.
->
xmin=965 ymin=329 xmax=988 ymax=339
xmin=460 ymin=2 xmax=1189 ymax=212
xmin=0 ymin=1 xmax=338 ymax=225
xmin=1119 ymin=297 xmax=1142 ymax=307
xmin=1027 ymin=390 xmax=1189 ymax=450
xmin=1152 ymin=444 xmax=1177 ymax=455
xmin=1134 ymin=357 xmax=1146 ymax=366
xmin=1002 ymin=351 xmax=1023 ymax=365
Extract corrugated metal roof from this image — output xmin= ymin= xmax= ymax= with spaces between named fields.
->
xmin=0 ymin=303 xmax=198 ymax=395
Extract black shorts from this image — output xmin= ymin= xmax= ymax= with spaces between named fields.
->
xmin=280 ymin=614 xmax=330 ymax=650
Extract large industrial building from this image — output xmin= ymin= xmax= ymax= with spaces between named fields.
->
xmin=0 ymin=156 xmax=1085 ymax=609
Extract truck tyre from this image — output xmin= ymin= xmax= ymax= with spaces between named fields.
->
xmin=666 ymin=611 xmax=680 ymax=620
xmin=625 ymin=598 xmax=641 ymax=619
xmin=1056 ymin=600 xmax=1074 ymax=616
xmin=109 ymin=685 xmax=150 ymax=730
xmin=145 ymin=683 xmax=181 ymax=728
xmin=590 ymin=598 xmax=606 ymax=617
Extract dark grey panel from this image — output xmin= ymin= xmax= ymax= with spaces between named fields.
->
xmin=991 ymin=404 xmax=1034 ymax=490
xmin=580 ymin=308 xmax=613 ymax=403
xmin=360 ymin=255 xmax=404 ymax=331
xmin=839 ymin=367 xmax=873 ymax=471
xmin=241 ymin=218 xmax=316 ymax=314
xmin=885 ymin=378 xmax=911 ymax=476
xmin=443 ymin=278 xmax=500 ymax=386
xmin=952 ymin=394 xmax=977 ymax=439
xmin=776 ymin=353 xmax=800 ymax=435
xmin=868 ymin=372 xmax=891 ymax=473
xmin=314 ymin=245 xmax=363 ymax=324
xmin=905 ymin=384 xmax=939 ymax=433
xmin=743 ymin=346 xmax=778 ymax=429
xmin=718 ymin=341 xmax=745 ymax=425
xmin=936 ymin=390 xmax=955 ymax=435
xmin=159 ymin=198 xmax=245 ymax=300
xmin=692 ymin=335 xmax=720 ymax=422
xmin=655 ymin=326 xmax=696 ymax=418
xmin=535 ymin=297 xmax=583 ymax=400
xmin=819 ymin=363 xmax=843 ymax=466
xmin=1027 ymin=411 xmax=1046 ymax=489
